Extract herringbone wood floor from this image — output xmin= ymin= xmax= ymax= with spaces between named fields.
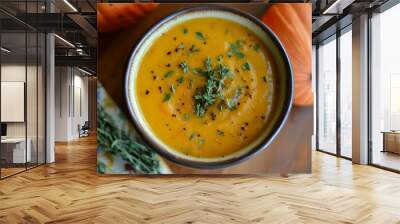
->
xmin=1 ymin=135 xmax=400 ymax=224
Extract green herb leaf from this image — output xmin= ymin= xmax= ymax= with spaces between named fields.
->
xmin=189 ymin=44 xmax=200 ymax=54
xmin=198 ymin=138 xmax=205 ymax=145
xmin=179 ymin=61 xmax=189 ymax=74
xmin=228 ymin=41 xmax=245 ymax=59
xmin=253 ymin=43 xmax=260 ymax=52
xmin=217 ymin=130 xmax=225 ymax=136
xmin=189 ymin=77 xmax=193 ymax=89
xmin=97 ymin=104 xmax=161 ymax=174
xmin=195 ymin=31 xmax=206 ymax=41
xmin=170 ymin=84 xmax=176 ymax=93
xmin=242 ymin=62 xmax=251 ymax=71
xmin=192 ymin=68 xmax=201 ymax=75
xmin=236 ymin=52 xmax=245 ymax=59
xmin=193 ymin=57 xmax=231 ymax=117
xmin=189 ymin=132 xmax=196 ymax=140
xmin=205 ymin=57 xmax=212 ymax=71
xmin=226 ymin=88 xmax=242 ymax=110
xmin=177 ymin=76 xmax=184 ymax=84
xmin=164 ymin=70 xmax=174 ymax=78
xmin=163 ymin=92 xmax=172 ymax=102
xmin=218 ymin=103 xmax=225 ymax=111
xmin=97 ymin=161 xmax=107 ymax=174
xmin=217 ymin=55 xmax=223 ymax=62
xmin=177 ymin=43 xmax=185 ymax=50
xmin=182 ymin=28 xmax=188 ymax=34
xmin=195 ymin=103 xmax=206 ymax=117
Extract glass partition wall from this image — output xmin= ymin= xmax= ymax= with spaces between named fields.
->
xmin=317 ymin=35 xmax=337 ymax=155
xmin=316 ymin=26 xmax=352 ymax=159
xmin=0 ymin=2 xmax=46 ymax=179
xmin=370 ymin=3 xmax=400 ymax=172
xmin=339 ymin=27 xmax=352 ymax=159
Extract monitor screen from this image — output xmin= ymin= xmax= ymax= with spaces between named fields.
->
xmin=1 ymin=123 xmax=7 ymax=137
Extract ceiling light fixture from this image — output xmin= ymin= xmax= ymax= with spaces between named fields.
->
xmin=78 ymin=67 xmax=93 ymax=76
xmin=54 ymin=34 xmax=75 ymax=48
xmin=322 ymin=0 xmax=355 ymax=15
xmin=63 ymin=0 xmax=78 ymax=12
xmin=1 ymin=47 xmax=11 ymax=53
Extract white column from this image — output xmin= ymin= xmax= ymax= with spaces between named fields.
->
xmin=46 ymin=32 xmax=55 ymax=163
xmin=352 ymin=14 xmax=369 ymax=164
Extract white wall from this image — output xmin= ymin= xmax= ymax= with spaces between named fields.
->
xmin=1 ymin=64 xmax=46 ymax=164
xmin=55 ymin=66 xmax=69 ymax=141
xmin=54 ymin=67 xmax=89 ymax=141
xmin=1 ymin=65 xmax=39 ymax=138
xmin=1 ymin=65 xmax=27 ymax=141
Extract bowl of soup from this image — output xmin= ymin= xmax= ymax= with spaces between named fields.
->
xmin=125 ymin=6 xmax=293 ymax=169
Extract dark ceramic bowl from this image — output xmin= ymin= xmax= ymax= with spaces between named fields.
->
xmin=125 ymin=6 xmax=293 ymax=169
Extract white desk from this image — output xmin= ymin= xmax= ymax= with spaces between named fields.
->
xmin=1 ymin=138 xmax=31 ymax=163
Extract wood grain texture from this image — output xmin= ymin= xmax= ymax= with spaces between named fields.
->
xmin=0 ymin=135 xmax=400 ymax=223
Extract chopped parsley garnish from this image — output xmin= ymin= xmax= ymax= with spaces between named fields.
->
xmin=195 ymin=31 xmax=206 ymax=41
xmin=192 ymin=68 xmax=201 ymax=75
xmin=163 ymin=92 xmax=172 ymax=102
xmin=188 ymin=77 xmax=193 ymax=89
xmin=189 ymin=44 xmax=200 ymax=54
xmin=170 ymin=84 xmax=176 ymax=93
xmin=242 ymin=62 xmax=251 ymax=71
xmin=179 ymin=61 xmax=189 ymax=74
xmin=177 ymin=76 xmax=184 ymax=84
xmin=189 ymin=132 xmax=196 ymax=140
xmin=226 ymin=88 xmax=242 ymax=110
xmin=218 ymin=103 xmax=225 ymax=111
xmin=193 ymin=57 xmax=232 ymax=117
xmin=217 ymin=55 xmax=223 ymax=62
xmin=205 ymin=56 xmax=212 ymax=71
xmin=182 ymin=28 xmax=188 ymax=34
xmin=217 ymin=130 xmax=225 ymax=136
xmin=177 ymin=43 xmax=185 ymax=50
xmin=253 ymin=43 xmax=260 ymax=52
xmin=164 ymin=70 xmax=174 ymax=78
xmin=228 ymin=40 xmax=245 ymax=59
xmin=198 ymin=138 xmax=205 ymax=145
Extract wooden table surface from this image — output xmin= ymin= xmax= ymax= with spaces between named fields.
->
xmin=98 ymin=3 xmax=312 ymax=174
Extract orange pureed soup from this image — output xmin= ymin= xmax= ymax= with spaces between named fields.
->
xmin=136 ymin=17 xmax=275 ymax=159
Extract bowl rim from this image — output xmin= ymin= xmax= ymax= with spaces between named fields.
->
xmin=124 ymin=5 xmax=294 ymax=169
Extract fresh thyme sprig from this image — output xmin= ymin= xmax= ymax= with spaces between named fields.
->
xmin=193 ymin=57 xmax=232 ymax=117
xmin=97 ymin=104 xmax=161 ymax=174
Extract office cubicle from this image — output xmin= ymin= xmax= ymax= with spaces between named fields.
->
xmin=0 ymin=1 xmax=46 ymax=179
